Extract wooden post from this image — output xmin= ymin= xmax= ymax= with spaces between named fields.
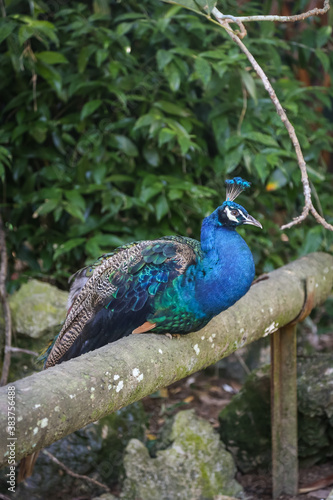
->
xmin=271 ymin=324 xmax=298 ymax=497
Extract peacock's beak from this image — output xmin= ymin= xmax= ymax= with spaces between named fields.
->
xmin=244 ymin=214 xmax=262 ymax=229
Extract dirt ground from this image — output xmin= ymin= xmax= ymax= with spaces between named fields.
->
xmin=141 ymin=369 xmax=333 ymax=500
xmin=238 ymin=462 xmax=333 ymax=500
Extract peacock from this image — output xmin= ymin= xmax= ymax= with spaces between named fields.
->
xmin=18 ymin=176 xmax=262 ymax=480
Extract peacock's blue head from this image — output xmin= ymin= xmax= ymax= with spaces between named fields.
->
xmin=219 ymin=177 xmax=262 ymax=228
xmin=217 ymin=200 xmax=262 ymax=228
xmin=202 ymin=177 xmax=262 ymax=232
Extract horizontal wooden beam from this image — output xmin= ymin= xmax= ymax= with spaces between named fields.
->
xmin=0 ymin=252 xmax=332 ymax=466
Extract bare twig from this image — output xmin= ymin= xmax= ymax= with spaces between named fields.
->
xmin=227 ymin=0 xmax=330 ymax=23
xmin=0 ymin=215 xmax=12 ymax=387
xmin=0 ymin=0 xmax=6 ymax=18
xmin=0 ymin=493 xmax=11 ymax=500
xmin=211 ymin=6 xmax=333 ymax=231
xmin=299 ymin=472 xmax=333 ymax=493
xmin=42 ymin=450 xmax=111 ymax=493
xmin=216 ymin=14 xmax=247 ymax=38
xmin=6 ymin=346 xmax=38 ymax=357
xmin=32 ymin=71 xmax=38 ymax=112
xmin=234 ymin=350 xmax=251 ymax=375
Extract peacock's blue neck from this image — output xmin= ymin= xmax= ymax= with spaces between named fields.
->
xmin=182 ymin=223 xmax=255 ymax=318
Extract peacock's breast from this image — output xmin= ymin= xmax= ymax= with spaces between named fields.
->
xmin=193 ymin=233 xmax=255 ymax=318
xmin=150 ymin=232 xmax=255 ymax=332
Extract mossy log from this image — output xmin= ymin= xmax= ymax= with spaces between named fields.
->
xmin=0 ymin=252 xmax=332 ymax=466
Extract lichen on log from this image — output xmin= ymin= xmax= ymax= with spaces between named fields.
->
xmin=0 ymin=252 xmax=332 ymax=466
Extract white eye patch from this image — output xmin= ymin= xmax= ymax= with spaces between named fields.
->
xmin=225 ymin=206 xmax=247 ymax=223
xmin=225 ymin=206 xmax=239 ymax=222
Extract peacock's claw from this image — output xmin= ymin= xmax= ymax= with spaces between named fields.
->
xmin=164 ymin=333 xmax=181 ymax=340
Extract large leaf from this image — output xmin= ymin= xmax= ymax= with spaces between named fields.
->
xmin=80 ymin=99 xmax=103 ymax=120
xmin=0 ymin=20 xmax=16 ymax=44
xmin=254 ymin=154 xmax=270 ymax=182
xmin=244 ymin=132 xmax=279 ymax=147
xmin=315 ymin=50 xmax=330 ymax=72
xmin=155 ymin=194 xmax=169 ymax=221
xmin=34 ymin=199 xmax=60 ymax=217
xmin=156 ymin=49 xmax=173 ymax=70
xmin=17 ymin=17 xmax=59 ymax=46
xmin=134 ymin=114 xmax=157 ymax=130
xmin=140 ymin=178 xmax=163 ymax=203
xmin=195 ymin=57 xmax=212 ymax=87
xmin=29 ymin=123 xmax=48 ymax=144
xmin=35 ymin=62 xmax=62 ymax=96
xmin=316 ymin=26 xmax=332 ymax=49
xmin=63 ymin=202 xmax=85 ymax=222
xmin=54 ymin=238 xmax=86 ymax=259
xmin=36 ymin=51 xmax=69 ymax=65
xmin=224 ymin=146 xmax=243 ymax=174
xmin=158 ymin=128 xmax=176 ymax=146
xmin=113 ymin=135 xmax=139 ymax=157
xmin=143 ymin=147 xmax=160 ymax=167
xmin=0 ymin=146 xmax=12 ymax=182
xmin=300 ymin=227 xmax=323 ymax=256
xmin=194 ymin=0 xmax=217 ymax=14
xmin=65 ymin=190 xmax=86 ymax=211
xmin=78 ymin=45 xmax=96 ymax=73
xmin=162 ymin=0 xmax=216 ymax=14
xmin=240 ymin=70 xmax=257 ymax=105
xmin=162 ymin=0 xmax=199 ymax=12
xmin=164 ymin=62 xmax=181 ymax=92
xmin=154 ymin=101 xmax=190 ymax=117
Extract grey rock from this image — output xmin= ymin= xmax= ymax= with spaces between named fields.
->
xmin=9 ymin=279 xmax=67 ymax=338
xmin=219 ymin=354 xmax=333 ymax=472
xmin=122 ymin=409 xmax=243 ymax=500
xmin=213 ymin=497 xmax=240 ymax=500
xmin=0 ymin=402 xmax=147 ymax=500
xmin=92 ymin=495 xmax=118 ymax=500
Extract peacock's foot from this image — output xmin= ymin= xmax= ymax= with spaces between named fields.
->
xmin=164 ymin=333 xmax=181 ymax=340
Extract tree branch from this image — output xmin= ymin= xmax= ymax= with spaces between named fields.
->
xmin=224 ymin=0 xmax=330 ymax=23
xmin=210 ymin=5 xmax=333 ymax=231
xmin=0 ymin=252 xmax=332 ymax=466
xmin=0 ymin=216 xmax=12 ymax=387
xmin=5 ymin=347 xmax=38 ymax=357
xmin=42 ymin=450 xmax=111 ymax=493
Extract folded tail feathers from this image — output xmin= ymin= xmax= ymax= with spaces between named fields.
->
xmin=17 ymin=452 xmax=40 ymax=482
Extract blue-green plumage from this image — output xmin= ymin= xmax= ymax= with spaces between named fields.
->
xmin=44 ymin=177 xmax=262 ymax=368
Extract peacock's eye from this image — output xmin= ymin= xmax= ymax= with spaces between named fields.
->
xmin=230 ymin=209 xmax=239 ymax=216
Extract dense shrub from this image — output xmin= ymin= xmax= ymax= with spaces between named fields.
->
xmin=0 ymin=0 xmax=332 ymax=289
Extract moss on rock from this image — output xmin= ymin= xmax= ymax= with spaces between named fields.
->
xmin=122 ymin=409 xmax=243 ymax=499
xmin=9 ymin=279 xmax=67 ymax=338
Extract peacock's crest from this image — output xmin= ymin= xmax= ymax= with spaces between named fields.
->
xmin=225 ymin=177 xmax=251 ymax=202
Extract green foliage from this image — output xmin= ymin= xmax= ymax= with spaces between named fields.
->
xmin=0 ymin=0 xmax=332 ymax=288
